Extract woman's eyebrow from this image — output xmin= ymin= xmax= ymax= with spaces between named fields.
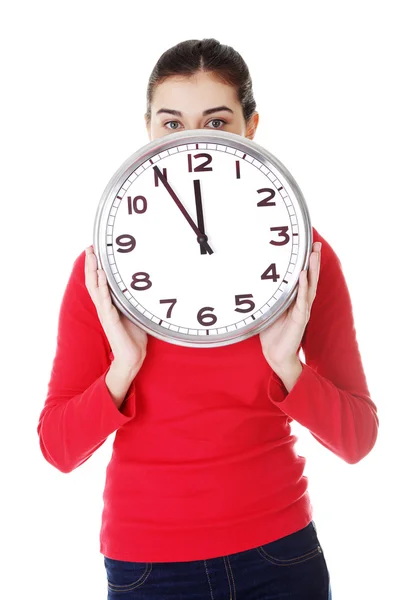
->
xmin=156 ymin=106 xmax=234 ymax=117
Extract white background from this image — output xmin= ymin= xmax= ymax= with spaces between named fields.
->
xmin=1 ymin=1 xmax=398 ymax=598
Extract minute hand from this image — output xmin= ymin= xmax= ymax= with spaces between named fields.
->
xmin=153 ymin=165 xmax=214 ymax=255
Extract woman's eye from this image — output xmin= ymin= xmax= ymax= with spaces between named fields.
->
xmin=207 ymin=119 xmax=226 ymax=129
xmin=164 ymin=119 xmax=226 ymax=130
xmin=165 ymin=121 xmax=181 ymax=130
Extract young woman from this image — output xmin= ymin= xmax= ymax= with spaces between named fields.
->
xmin=37 ymin=38 xmax=379 ymax=599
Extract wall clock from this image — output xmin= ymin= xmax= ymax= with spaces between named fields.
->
xmin=93 ymin=129 xmax=312 ymax=348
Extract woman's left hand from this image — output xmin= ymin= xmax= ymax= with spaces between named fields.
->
xmin=259 ymin=241 xmax=322 ymax=370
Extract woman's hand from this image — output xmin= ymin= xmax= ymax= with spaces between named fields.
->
xmin=259 ymin=242 xmax=321 ymax=371
xmin=85 ymin=245 xmax=148 ymax=371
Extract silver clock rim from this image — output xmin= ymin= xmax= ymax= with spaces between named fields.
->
xmin=93 ymin=129 xmax=312 ymax=348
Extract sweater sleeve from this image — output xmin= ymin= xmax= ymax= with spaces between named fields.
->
xmin=37 ymin=249 xmax=137 ymax=473
xmin=267 ymin=228 xmax=379 ymax=464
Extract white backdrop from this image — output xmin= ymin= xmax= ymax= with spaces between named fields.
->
xmin=1 ymin=1 xmax=398 ymax=598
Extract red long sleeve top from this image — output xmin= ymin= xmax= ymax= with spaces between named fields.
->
xmin=37 ymin=226 xmax=379 ymax=563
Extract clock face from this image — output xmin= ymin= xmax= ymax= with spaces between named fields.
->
xmin=94 ymin=129 xmax=311 ymax=347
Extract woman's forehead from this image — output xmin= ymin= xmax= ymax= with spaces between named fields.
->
xmin=152 ymin=72 xmax=238 ymax=107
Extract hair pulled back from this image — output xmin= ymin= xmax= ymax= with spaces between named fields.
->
xmin=145 ymin=38 xmax=257 ymax=124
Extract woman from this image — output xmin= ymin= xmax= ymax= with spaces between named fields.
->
xmin=37 ymin=38 xmax=379 ymax=599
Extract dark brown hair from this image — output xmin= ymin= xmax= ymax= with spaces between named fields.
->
xmin=145 ymin=38 xmax=257 ymax=124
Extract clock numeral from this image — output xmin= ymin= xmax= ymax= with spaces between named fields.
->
xmin=154 ymin=167 xmax=168 ymax=187
xmin=130 ymin=272 xmax=152 ymax=291
xmin=188 ymin=153 xmax=213 ymax=172
xmin=261 ymin=263 xmax=280 ymax=282
xmin=115 ymin=234 xmax=136 ymax=253
xmin=159 ymin=298 xmax=177 ymax=318
xmin=234 ymin=294 xmax=255 ymax=313
xmin=270 ymin=226 xmax=290 ymax=246
xmin=257 ymin=188 xmax=276 ymax=207
xmin=197 ymin=306 xmax=217 ymax=326
xmin=127 ymin=195 xmax=147 ymax=214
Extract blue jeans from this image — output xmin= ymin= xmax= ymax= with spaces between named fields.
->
xmin=104 ymin=520 xmax=332 ymax=599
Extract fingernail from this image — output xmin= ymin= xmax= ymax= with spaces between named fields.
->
xmin=315 ymin=242 xmax=322 ymax=251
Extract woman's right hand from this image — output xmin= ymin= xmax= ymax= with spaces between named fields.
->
xmin=84 ymin=245 xmax=148 ymax=371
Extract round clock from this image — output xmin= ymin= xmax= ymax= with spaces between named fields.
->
xmin=93 ymin=128 xmax=312 ymax=348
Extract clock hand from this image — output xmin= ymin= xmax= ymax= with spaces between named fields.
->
xmin=193 ymin=179 xmax=207 ymax=255
xmin=153 ymin=165 xmax=214 ymax=255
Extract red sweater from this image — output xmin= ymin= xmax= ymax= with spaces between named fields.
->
xmin=37 ymin=226 xmax=378 ymax=563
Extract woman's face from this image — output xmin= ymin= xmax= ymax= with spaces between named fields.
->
xmin=146 ymin=70 xmax=259 ymax=141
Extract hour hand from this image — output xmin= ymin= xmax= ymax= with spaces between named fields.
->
xmin=193 ymin=179 xmax=208 ymax=255
xmin=153 ymin=166 xmax=214 ymax=255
